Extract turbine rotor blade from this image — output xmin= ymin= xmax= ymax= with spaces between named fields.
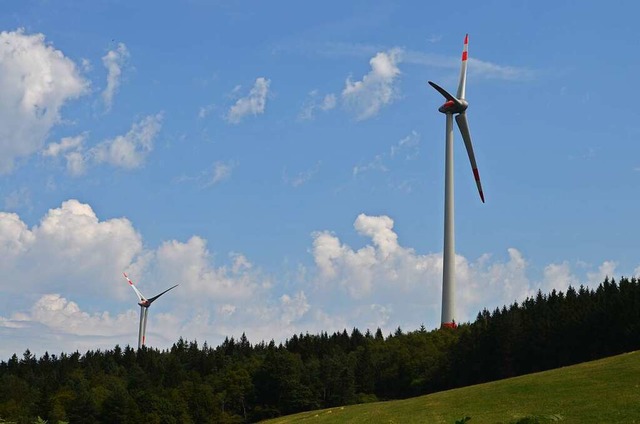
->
xmin=455 ymin=113 xmax=485 ymax=202
xmin=428 ymin=81 xmax=461 ymax=106
xmin=146 ymin=284 xmax=179 ymax=304
xmin=457 ymin=34 xmax=469 ymax=100
xmin=123 ymin=273 xmax=145 ymax=302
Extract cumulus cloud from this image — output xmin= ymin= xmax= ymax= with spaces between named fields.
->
xmin=0 ymin=203 xmax=627 ymax=359
xmin=42 ymin=134 xmax=84 ymax=158
xmin=541 ymin=261 xmax=579 ymax=293
xmin=280 ymin=292 xmax=310 ymax=325
xmin=26 ymin=294 xmax=136 ymax=336
xmin=154 ymin=236 xmax=259 ymax=301
xmin=101 ymin=43 xmax=130 ymax=110
xmin=42 ymin=115 xmax=162 ymax=175
xmin=0 ymin=199 xmax=304 ymax=357
xmin=91 ymin=113 xmax=162 ymax=169
xmin=587 ymin=260 xmax=617 ymax=285
xmin=313 ymin=214 xmax=433 ymax=298
xmin=342 ymin=49 xmax=402 ymax=120
xmin=310 ymin=214 xmax=617 ymax=326
xmin=0 ymin=29 xmax=88 ymax=173
xmin=4 ymin=187 xmax=32 ymax=211
xmin=0 ymin=200 xmax=143 ymax=298
xmin=43 ymin=133 xmax=88 ymax=175
xmin=0 ymin=303 xmax=133 ymax=357
xmin=226 ymin=77 xmax=270 ymax=124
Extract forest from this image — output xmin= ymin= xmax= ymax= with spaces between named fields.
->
xmin=1 ymin=276 xmax=639 ymax=423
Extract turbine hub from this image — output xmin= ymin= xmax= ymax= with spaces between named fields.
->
xmin=438 ymin=98 xmax=468 ymax=114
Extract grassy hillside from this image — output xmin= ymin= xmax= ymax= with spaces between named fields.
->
xmin=262 ymin=350 xmax=640 ymax=424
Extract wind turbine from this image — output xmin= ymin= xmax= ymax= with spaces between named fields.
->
xmin=428 ymin=34 xmax=485 ymax=328
xmin=123 ymin=272 xmax=178 ymax=349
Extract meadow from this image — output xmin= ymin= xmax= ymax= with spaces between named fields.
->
xmin=263 ymin=350 xmax=640 ymax=424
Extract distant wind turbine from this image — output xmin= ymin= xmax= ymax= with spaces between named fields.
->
xmin=123 ymin=272 xmax=178 ymax=349
xmin=428 ymin=34 xmax=485 ymax=328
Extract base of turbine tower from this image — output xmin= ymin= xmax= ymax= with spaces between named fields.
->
xmin=441 ymin=321 xmax=457 ymax=329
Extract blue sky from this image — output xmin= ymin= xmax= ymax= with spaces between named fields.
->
xmin=1 ymin=0 xmax=639 ymax=358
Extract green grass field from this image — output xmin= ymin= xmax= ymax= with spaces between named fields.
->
xmin=262 ymin=351 xmax=640 ymax=424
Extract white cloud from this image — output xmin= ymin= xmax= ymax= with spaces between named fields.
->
xmin=310 ymin=214 xmax=620 ymax=326
xmin=587 ymin=260 xmax=617 ymax=285
xmin=101 ymin=43 xmax=129 ymax=110
xmin=219 ymin=304 xmax=237 ymax=316
xmin=0 ymin=29 xmax=88 ymax=173
xmin=321 ymin=93 xmax=337 ymax=110
xmin=27 ymin=294 xmax=136 ymax=336
xmin=154 ymin=236 xmax=257 ymax=301
xmin=226 ymin=77 xmax=270 ymax=124
xmin=207 ymin=161 xmax=235 ymax=186
xmin=175 ymin=160 xmax=238 ymax=188
xmin=0 ymin=199 xmax=292 ymax=356
xmin=299 ymin=91 xmax=337 ymax=120
xmin=81 ymin=58 xmax=92 ymax=72
xmin=0 ymin=203 xmax=627 ymax=359
xmin=198 ymin=104 xmax=216 ymax=119
xmin=283 ymin=161 xmax=321 ymax=187
xmin=43 ymin=115 xmax=162 ymax=175
xmin=468 ymin=57 xmax=535 ymax=81
xmin=0 ymin=296 xmax=139 ymax=357
xmin=312 ymin=214 xmax=436 ymax=299
xmin=541 ymin=261 xmax=579 ymax=293
xmin=403 ymin=50 xmax=534 ymax=81
xmin=294 ymin=40 xmax=533 ymax=82
xmin=4 ymin=187 xmax=32 ymax=211
xmin=0 ymin=200 xmax=143 ymax=297
xmin=280 ymin=292 xmax=310 ymax=325
xmin=43 ymin=133 xmax=88 ymax=176
xmin=91 ymin=113 xmax=162 ymax=169
xmin=65 ymin=150 xmax=88 ymax=176
xmin=43 ymin=134 xmax=84 ymax=157
xmin=390 ymin=130 xmax=420 ymax=159
xmin=342 ymin=49 xmax=402 ymax=120
xmin=353 ymin=154 xmax=387 ymax=177
xmin=352 ymin=131 xmax=420 ymax=192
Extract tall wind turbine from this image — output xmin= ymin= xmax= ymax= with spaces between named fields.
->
xmin=429 ymin=34 xmax=485 ymax=328
xmin=123 ymin=273 xmax=178 ymax=349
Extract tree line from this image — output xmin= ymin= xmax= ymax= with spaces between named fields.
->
xmin=1 ymin=276 xmax=639 ymax=423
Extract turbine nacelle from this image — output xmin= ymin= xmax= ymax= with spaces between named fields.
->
xmin=429 ymin=80 xmax=469 ymax=115
xmin=438 ymin=98 xmax=468 ymax=115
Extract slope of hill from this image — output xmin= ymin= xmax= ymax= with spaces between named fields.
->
xmin=263 ymin=350 xmax=640 ymax=424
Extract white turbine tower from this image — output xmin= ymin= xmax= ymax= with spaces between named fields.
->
xmin=429 ymin=34 xmax=485 ymax=328
xmin=123 ymin=273 xmax=178 ymax=349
